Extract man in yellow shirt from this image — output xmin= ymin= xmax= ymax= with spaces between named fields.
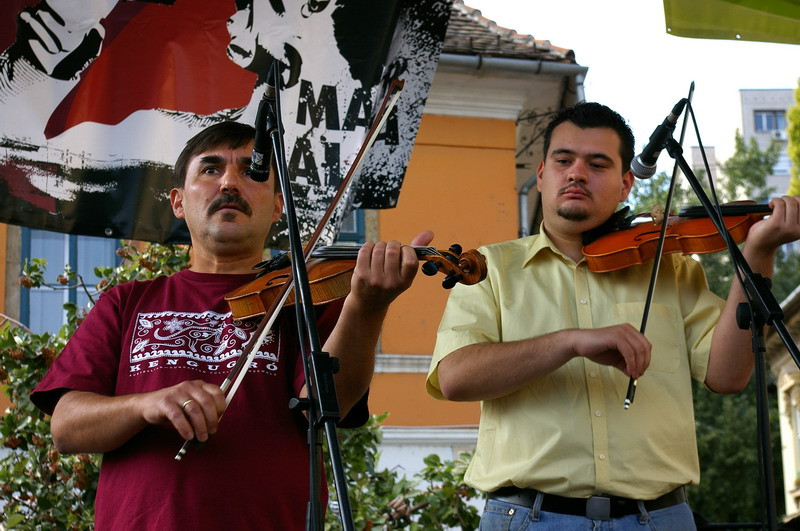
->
xmin=427 ymin=102 xmax=800 ymax=529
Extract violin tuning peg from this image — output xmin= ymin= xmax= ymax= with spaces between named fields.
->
xmin=422 ymin=261 xmax=441 ymax=277
xmin=442 ymin=273 xmax=461 ymax=290
xmin=448 ymin=244 xmax=463 ymax=256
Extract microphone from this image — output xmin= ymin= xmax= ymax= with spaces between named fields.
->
xmin=250 ymin=62 xmax=277 ymax=183
xmin=630 ymin=98 xmax=688 ymax=179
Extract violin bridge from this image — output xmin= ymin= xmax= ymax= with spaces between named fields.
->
xmin=650 ymin=204 xmax=665 ymax=225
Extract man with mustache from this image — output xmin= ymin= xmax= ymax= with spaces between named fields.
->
xmin=32 ymin=121 xmax=433 ymax=530
xmin=427 ymin=102 xmax=800 ymax=529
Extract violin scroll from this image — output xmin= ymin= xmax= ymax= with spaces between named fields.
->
xmin=419 ymin=244 xmax=487 ymax=289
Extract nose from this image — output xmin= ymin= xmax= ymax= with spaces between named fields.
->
xmin=567 ymin=172 xmax=588 ymax=184
xmin=566 ymin=159 xmax=589 ymax=184
xmin=219 ymin=166 xmax=244 ymax=194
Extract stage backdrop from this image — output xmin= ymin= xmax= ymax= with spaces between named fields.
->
xmin=0 ymin=0 xmax=451 ymax=245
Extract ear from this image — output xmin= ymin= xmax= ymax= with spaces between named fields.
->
xmin=272 ymin=192 xmax=284 ymax=223
xmin=535 ymin=160 xmax=545 ymax=192
xmin=170 ymin=188 xmax=185 ymax=219
xmin=619 ymin=170 xmax=635 ymax=201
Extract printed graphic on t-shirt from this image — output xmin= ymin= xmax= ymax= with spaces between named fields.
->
xmin=128 ymin=310 xmax=279 ymax=376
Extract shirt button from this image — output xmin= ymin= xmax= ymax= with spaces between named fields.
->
xmin=589 ymin=371 xmax=597 ymax=378
xmin=595 ymin=411 xmax=602 ymax=417
xmin=580 ymin=299 xmax=588 ymax=304
xmin=599 ymin=454 xmax=606 ymax=460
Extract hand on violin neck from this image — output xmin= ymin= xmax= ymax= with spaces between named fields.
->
xmin=743 ymin=195 xmax=800 ymax=267
xmin=347 ymin=230 xmax=434 ymax=312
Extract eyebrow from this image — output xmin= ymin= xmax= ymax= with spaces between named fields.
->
xmin=550 ymin=148 xmax=614 ymax=164
xmin=197 ymin=154 xmax=253 ymax=165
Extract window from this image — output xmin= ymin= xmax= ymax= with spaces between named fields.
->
xmin=21 ymin=228 xmax=120 ymax=333
xmin=754 ymin=110 xmax=786 ymax=132
xmin=773 ymin=152 xmax=791 ymax=176
xmin=335 ymin=209 xmax=365 ymax=243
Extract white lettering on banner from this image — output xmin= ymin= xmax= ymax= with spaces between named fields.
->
xmin=290 ymin=79 xmax=400 ymax=189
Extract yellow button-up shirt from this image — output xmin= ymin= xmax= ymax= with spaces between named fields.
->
xmin=427 ymin=229 xmax=724 ymax=500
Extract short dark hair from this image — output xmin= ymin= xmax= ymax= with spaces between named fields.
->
xmin=542 ymin=102 xmax=635 ymax=173
xmin=172 ymin=121 xmax=256 ymax=188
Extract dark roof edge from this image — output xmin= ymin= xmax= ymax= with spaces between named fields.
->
xmin=438 ymin=53 xmax=588 ymax=77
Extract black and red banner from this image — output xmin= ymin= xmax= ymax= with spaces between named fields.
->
xmin=0 ymin=0 xmax=451 ymax=245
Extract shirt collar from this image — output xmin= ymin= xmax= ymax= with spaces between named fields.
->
xmin=523 ymin=221 xmax=582 ymax=268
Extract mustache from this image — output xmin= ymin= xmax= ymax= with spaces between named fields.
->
xmin=559 ymin=183 xmax=592 ymax=197
xmin=207 ymin=193 xmax=252 ymax=216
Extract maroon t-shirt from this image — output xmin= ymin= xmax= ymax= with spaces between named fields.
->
xmin=32 ymin=269 xmax=363 ymax=530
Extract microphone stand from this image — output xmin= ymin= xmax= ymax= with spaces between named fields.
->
xmin=662 ymin=132 xmax=800 ymax=531
xmin=261 ymin=60 xmax=355 ymax=531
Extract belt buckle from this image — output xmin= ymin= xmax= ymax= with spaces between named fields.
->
xmin=586 ymin=495 xmax=611 ymax=521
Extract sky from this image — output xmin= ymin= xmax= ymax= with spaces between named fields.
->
xmin=465 ymin=0 xmax=799 ymax=176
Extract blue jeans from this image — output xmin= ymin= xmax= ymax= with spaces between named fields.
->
xmin=479 ymin=497 xmax=697 ymax=530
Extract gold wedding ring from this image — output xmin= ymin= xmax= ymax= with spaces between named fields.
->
xmin=181 ymin=399 xmax=194 ymax=410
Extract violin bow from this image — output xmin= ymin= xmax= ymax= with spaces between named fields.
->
xmin=176 ymin=78 xmax=405 ymax=460
xmin=624 ymin=82 xmax=695 ymax=409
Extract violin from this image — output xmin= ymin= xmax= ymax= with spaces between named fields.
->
xmin=225 ymin=244 xmax=488 ymax=320
xmin=582 ymin=202 xmax=772 ymax=273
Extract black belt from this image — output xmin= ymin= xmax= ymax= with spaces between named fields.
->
xmin=488 ymin=486 xmax=686 ymax=521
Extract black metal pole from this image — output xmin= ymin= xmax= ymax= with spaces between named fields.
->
xmin=262 ymin=59 xmax=354 ymax=530
xmin=664 ymin=136 xmax=795 ymax=531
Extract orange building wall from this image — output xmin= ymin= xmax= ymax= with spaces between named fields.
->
xmin=369 ymin=373 xmax=480 ymax=426
xmin=369 ymin=114 xmax=518 ymax=426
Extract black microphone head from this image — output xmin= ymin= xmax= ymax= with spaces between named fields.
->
xmin=670 ymin=98 xmax=688 ymax=120
xmin=250 ymin=169 xmax=270 ymax=183
xmin=249 ymin=149 xmax=271 ymax=182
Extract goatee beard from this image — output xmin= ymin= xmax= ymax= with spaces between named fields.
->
xmin=557 ymin=205 xmax=589 ymax=221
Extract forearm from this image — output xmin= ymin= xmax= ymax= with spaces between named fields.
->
xmin=706 ymin=246 xmax=775 ymax=393
xmin=51 ymin=380 xmax=225 ymax=454
xmin=436 ymin=331 xmax=574 ymax=402
xmin=708 ymin=195 xmax=800 ymax=391
xmin=323 ymin=295 xmax=385 ymax=415
xmin=51 ymin=390 xmax=149 ymax=454
xmin=436 ymin=323 xmax=651 ymax=402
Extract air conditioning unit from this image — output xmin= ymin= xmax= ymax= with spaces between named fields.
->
xmin=771 ymin=130 xmax=788 ymax=141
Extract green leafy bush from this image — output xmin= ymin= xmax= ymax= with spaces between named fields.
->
xmin=1 ymin=242 xmax=189 ymax=530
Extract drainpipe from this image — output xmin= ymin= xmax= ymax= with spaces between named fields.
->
xmin=517 ymin=172 xmax=537 ymax=238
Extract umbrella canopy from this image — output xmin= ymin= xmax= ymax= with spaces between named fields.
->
xmin=663 ymin=0 xmax=800 ymax=45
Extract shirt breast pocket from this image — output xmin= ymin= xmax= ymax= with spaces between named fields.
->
xmin=612 ymin=302 xmax=681 ymax=373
